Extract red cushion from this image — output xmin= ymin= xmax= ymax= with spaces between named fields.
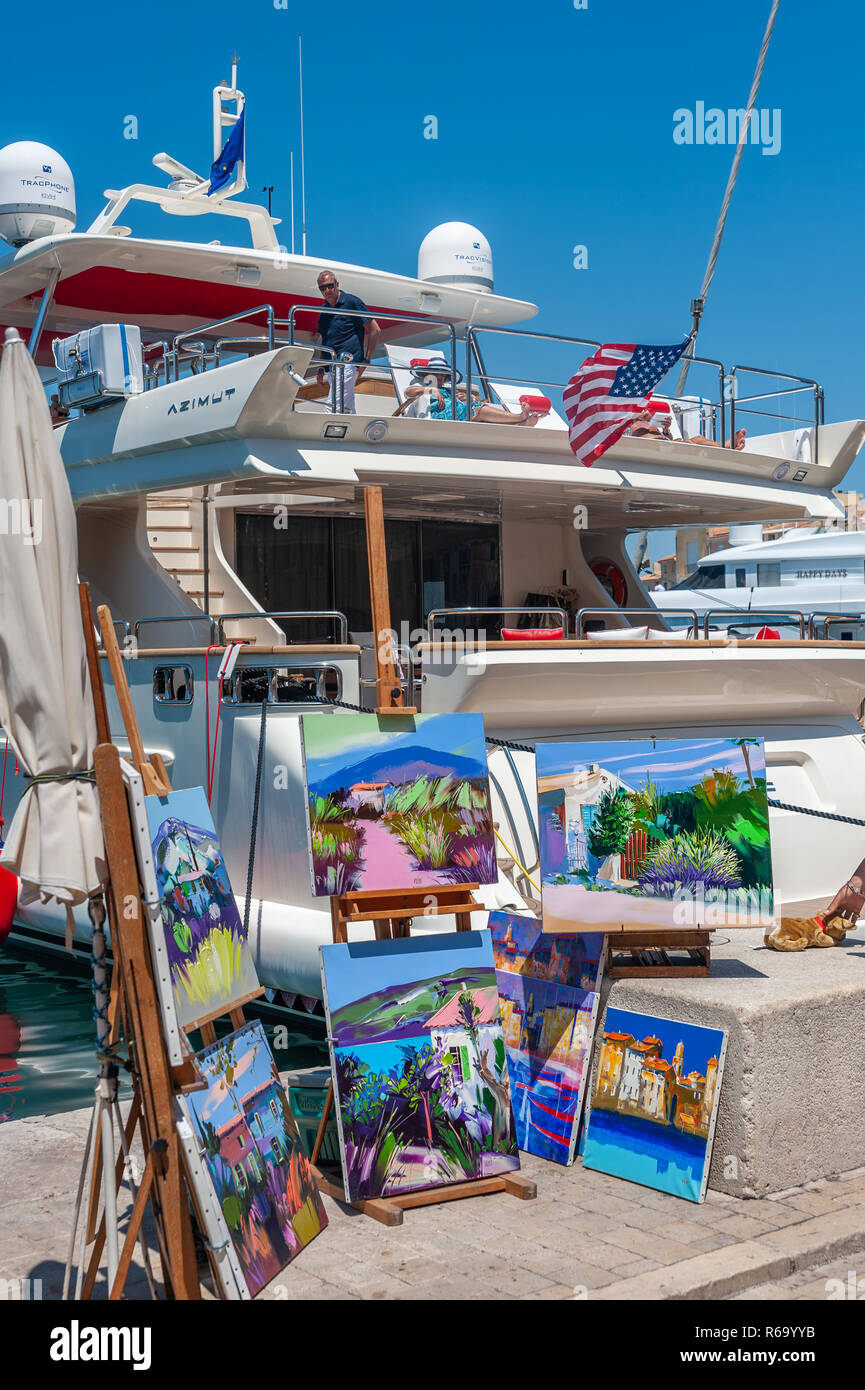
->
xmin=519 ymin=394 xmax=552 ymax=414
xmin=755 ymin=626 xmax=780 ymax=640
xmin=501 ymin=627 xmax=564 ymax=641
xmin=0 ymin=866 xmax=18 ymax=945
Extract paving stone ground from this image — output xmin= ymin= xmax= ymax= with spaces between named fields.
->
xmin=2 ymin=1104 xmax=865 ymax=1301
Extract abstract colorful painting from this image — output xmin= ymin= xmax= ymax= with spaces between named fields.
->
xmin=301 ymin=713 xmax=497 ymax=896
xmin=490 ymin=912 xmax=604 ymax=1164
xmin=320 ymin=931 xmax=519 ymax=1201
xmin=537 ymin=737 xmax=773 ymax=932
xmin=145 ymin=788 xmax=261 ymax=1031
xmin=184 ymin=1021 xmax=327 ymax=1296
xmin=582 ymin=1006 xmax=727 ymax=1202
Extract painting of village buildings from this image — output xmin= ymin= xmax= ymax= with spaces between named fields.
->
xmin=537 ymin=738 xmax=774 ymax=933
xmin=320 ymin=932 xmax=519 ymax=1202
xmin=185 ymin=1021 xmax=327 ymax=1297
xmin=582 ymin=1007 xmax=727 ymax=1202
xmin=145 ymin=788 xmax=261 ymax=1032
xmin=300 ymin=713 xmax=497 ymax=896
xmin=490 ymin=912 xmax=604 ymax=1164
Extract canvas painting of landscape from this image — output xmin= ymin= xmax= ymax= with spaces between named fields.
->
xmin=582 ymin=1006 xmax=727 ymax=1202
xmin=184 ymin=1021 xmax=327 ymax=1296
xmin=537 ymin=738 xmax=773 ymax=933
xmin=301 ymin=713 xmax=497 ymax=896
xmin=145 ymin=788 xmax=261 ymax=1031
xmin=320 ymin=932 xmax=519 ymax=1201
xmin=490 ymin=912 xmax=604 ymax=1164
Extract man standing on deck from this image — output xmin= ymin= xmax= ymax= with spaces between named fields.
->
xmin=313 ymin=270 xmax=381 ymax=414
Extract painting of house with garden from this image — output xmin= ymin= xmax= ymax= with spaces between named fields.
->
xmin=145 ymin=787 xmax=261 ymax=1031
xmin=185 ymin=1021 xmax=327 ymax=1297
xmin=320 ymin=932 xmax=519 ymax=1202
xmin=537 ymin=738 xmax=774 ymax=933
xmin=301 ymin=713 xmax=497 ymax=896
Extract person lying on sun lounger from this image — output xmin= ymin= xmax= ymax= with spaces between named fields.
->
xmin=630 ymin=407 xmax=747 ymax=450
xmin=403 ymin=357 xmax=541 ymax=425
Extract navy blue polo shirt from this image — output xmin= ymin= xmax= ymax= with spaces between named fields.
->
xmin=317 ymin=291 xmax=370 ymax=363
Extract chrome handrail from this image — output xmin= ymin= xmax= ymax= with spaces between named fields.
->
xmin=171 ymin=305 xmax=276 ymax=382
xmin=285 ymin=305 xmax=459 ymax=419
xmin=133 ymin=614 xmax=220 ymax=643
xmin=426 ymin=606 xmax=568 ymax=638
xmin=576 ymin=607 xmax=699 ymax=638
xmin=808 ymin=612 xmax=865 ymax=640
xmin=96 ymin=619 xmax=132 ymax=649
xmin=730 ymin=364 xmax=822 ymax=467
xmin=701 ymin=609 xmax=806 ymax=638
xmin=216 ymin=610 xmax=349 ymax=644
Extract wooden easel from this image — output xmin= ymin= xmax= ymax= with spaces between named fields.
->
xmin=308 ymin=487 xmax=537 ymax=1224
xmin=606 ymin=930 xmax=711 ymax=978
xmin=73 ymin=586 xmax=201 ymax=1300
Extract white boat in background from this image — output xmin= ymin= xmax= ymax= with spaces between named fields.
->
xmin=1 ymin=78 xmax=865 ymax=1010
xmin=658 ymin=528 xmax=865 ymax=639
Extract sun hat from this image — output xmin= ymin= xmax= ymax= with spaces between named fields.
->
xmin=409 ymin=355 xmax=462 ymax=383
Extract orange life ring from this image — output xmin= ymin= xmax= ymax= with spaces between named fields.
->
xmin=590 ymin=558 xmax=628 ymax=607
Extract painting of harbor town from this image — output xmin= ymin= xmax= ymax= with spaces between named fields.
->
xmin=301 ymin=712 xmax=497 ymax=896
xmin=582 ymin=1007 xmax=727 ymax=1202
xmin=537 ymin=738 xmax=774 ymax=933
xmin=320 ymin=932 xmax=519 ymax=1202
xmin=184 ymin=1021 xmax=327 ymax=1297
xmin=145 ymin=788 xmax=261 ymax=1031
xmin=490 ymin=912 xmax=605 ymax=1164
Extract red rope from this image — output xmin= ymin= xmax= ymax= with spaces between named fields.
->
xmin=204 ymin=644 xmax=221 ymax=802
xmin=0 ymin=739 xmax=8 ymax=837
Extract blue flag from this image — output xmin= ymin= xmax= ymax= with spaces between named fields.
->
xmin=208 ymin=108 xmax=245 ymax=195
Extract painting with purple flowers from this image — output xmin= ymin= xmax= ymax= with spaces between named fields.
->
xmin=145 ymin=787 xmax=261 ymax=1031
xmin=320 ymin=932 xmax=519 ymax=1202
xmin=184 ymin=1021 xmax=327 ymax=1296
xmin=538 ymin=738 xmax=773 ymax=933
xmin=301 ymin=713 xmax=497 ymax=896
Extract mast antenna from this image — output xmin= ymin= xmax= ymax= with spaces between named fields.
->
xmin=290 ymin=150 xmax=296 ymax=255
xmin=299 ymin=35 xmax=307 ymax=256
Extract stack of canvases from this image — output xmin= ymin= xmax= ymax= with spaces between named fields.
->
xmin=301 ymin=711 xmax=521 ymax=1199
xmin=129 ymin=781 xmax=328 ymax=1298
xmin=525 ymin=735 xmax=774 ymax=1202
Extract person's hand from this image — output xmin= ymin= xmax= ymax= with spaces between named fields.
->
xmin=354 ymin=366 xmax=365 ymax=386
xmin=433 ymin=389 xmax=444 ymax=409
xmin=316 ymin=368 xmax=326 ymax=385
xmin=825 ymin=874 xmax=865 ymax=923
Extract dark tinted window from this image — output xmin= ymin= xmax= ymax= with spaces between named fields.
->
xmin=673 ymin=564 xmax=725 ymax=591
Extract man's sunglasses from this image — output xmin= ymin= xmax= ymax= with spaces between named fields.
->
xmin=318 ymin=282 xmax=338 ymax=292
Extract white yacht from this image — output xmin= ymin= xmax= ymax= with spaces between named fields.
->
xmin=2 ymin=85 xmax=865 ymax=1010
xmin=658 ymin=527 xmax=865 ymax=639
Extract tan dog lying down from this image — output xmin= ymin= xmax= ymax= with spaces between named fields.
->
xmin=764 ymin=913 xmax=848 ymax=951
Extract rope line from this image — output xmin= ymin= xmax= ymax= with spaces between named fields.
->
xmin=244 ymin=699 xmax=268 ymax=936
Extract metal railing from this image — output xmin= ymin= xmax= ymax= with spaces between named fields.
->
xmin=133 ymin=614 xmax=220 ymax=644
xmin=808 ymin=612 xmax=865 ymax=640
xmin=426 ymin=606 xmax=568 ymax=638
xmin=575 ymin=607 xmax=700 ymax=638
xmin=216 ymin=610 xmax=349 ymax=644
xmin=701 ymin=609 xmax=806 ymax=638
xmin=729 ymin=364 xmax=822 ymax=467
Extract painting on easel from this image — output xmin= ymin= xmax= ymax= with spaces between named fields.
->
xmin=300 ymin=712 xmax=497 ymax=896
xmin=320 ymin=931 xmax=519 ymax=1202
xmin=183 ymin=1021 xmax=327 ymax=1296
xmin=490 ymin=912 xmax=604 ymax=1165
xmin=145 ymin=787 xmax=260 ymax=1032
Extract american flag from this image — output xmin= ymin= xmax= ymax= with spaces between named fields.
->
xmin=564 ymin=340 xmax=689 ymax=467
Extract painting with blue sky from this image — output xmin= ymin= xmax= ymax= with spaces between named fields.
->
xmin=582 ymin=1006 xmax=727 ymax=1202
xmin=489 ymin=912 xmax=604 ymax=1165
xmin=145 ymin=787 xmax=261 ymax=1031
xmin=184 ymin=1021 xmax=327 ymax=1296
xmin=320 ymin=932 xmax=518 ymax=1201
xmin=301 ymin=713 xmax=496 ymax=896
xmin=537 ymin=738 xmax=773 ymax=933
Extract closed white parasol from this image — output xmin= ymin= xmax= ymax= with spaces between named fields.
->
xmin=0 ymin=327 xmax=106 ymax=925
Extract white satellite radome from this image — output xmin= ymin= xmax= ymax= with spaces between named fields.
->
xmin=0 ymin=142 xmax=76 ymax=248
xmin=418 ymin=222 xmax=493 ymax=294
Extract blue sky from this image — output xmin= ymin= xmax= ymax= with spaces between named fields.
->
xmin=3 ymin=0 xmax=862 ymax=533
xmin=302 ymin=711 xmax=487 ymax=786
xmin=321 ymin=931 xmax=493 ymax=1015
xmin=603 ymin=1007 xmax=724 ymax=1077
xmin=536 ymin=736 xmax=765 ymax=793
